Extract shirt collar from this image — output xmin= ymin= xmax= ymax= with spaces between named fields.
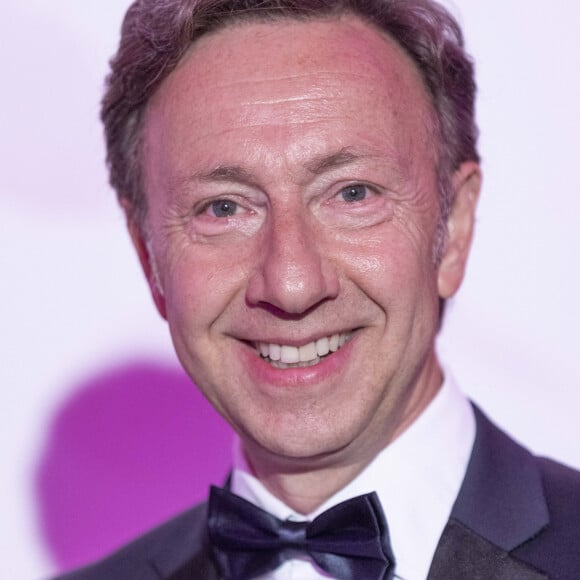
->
xmin=231 ymin=372 xmax=475 ymax=580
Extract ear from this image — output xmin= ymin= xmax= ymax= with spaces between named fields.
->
xmin=122 ymin=203 xmax=167 ymax=320
xmin=437 ymin=161 xmax=482 ymax=299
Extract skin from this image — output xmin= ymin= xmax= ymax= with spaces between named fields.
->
xmin=130 ymin=15 xmax=481 ymax=513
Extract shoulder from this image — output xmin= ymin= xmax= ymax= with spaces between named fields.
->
xmin=536 ymin=456 xmax=580 ymax=539
xmin=515 ymin=453 xmax=580 ymax=576
xmin=54 ymin=502 xmax=209 ymax=580
xmin=538 ymin=455 xmax=580 ymax=505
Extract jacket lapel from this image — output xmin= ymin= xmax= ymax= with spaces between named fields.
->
xmin=429 ymin=519 xmax=546 ymax=579
xmin=146 ymin=502 xmax=220 ymax=580
xmin=428 ymin=406 xmax=549 ymax=579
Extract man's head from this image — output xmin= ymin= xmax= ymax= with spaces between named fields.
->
xmin=103 ymin=0 xmax=481 ymax=481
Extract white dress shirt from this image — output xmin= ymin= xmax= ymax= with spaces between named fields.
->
xmin=231 ymin=373 xmax=476 ymax=580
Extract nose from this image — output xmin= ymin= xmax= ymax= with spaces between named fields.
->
xmin=245 ymin=211 xmax=339 ymax=315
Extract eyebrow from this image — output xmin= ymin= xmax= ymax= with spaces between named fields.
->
xmin=305 ymin=147 xmax=367 ymax=174
xmin=197 ymin=165 xmax=256 ymax=184
xmin=189 ymin=147 xmax=370 ymax=187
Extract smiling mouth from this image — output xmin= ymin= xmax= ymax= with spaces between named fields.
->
xmin=255 ymin=332 xmax=352 ymax=369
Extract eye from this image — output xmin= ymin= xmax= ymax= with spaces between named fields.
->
xmin=339 ymin=184 xmax=368 ymax=202
xmin=208 ymin=199 xmax=239 ymax=218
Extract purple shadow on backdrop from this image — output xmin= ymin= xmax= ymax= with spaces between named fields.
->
xmin=35 ymin=360 xmax=234 ymax=574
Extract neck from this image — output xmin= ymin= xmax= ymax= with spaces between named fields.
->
xmin=245 ymin=454 xmax=371 ymax=515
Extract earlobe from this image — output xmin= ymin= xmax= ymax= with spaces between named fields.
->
xmin=124 ymin=207 xmax=168 ymax=320
xmin=437 ymin=161 xmax=482 ymax=299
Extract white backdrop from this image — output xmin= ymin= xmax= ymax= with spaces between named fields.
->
xmin=1 ymin=1 xmax=578 ymax=577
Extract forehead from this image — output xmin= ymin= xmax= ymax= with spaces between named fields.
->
xmin=184 ymin=14 xmax=423 ymax=80
xmin=143 ymin=14 xmax=436 ymax=181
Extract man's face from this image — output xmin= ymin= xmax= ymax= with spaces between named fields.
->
xmin=137 ymin=15 xmax=476 ymax=473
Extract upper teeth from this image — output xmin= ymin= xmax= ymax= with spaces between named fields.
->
xmin=257 ymin=333 xmax=350 ymax=364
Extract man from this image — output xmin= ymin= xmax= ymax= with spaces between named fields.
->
xmin=58 ymin=0 xmax=580 ymax=578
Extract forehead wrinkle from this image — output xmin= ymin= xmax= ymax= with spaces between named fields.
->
xmin=211 ymin=71 xmax=383 ymax=90
xmin=243 ymin=94 xmax=324 ymax=106
xmin=216 ymin=72 xmax=388 ymax=110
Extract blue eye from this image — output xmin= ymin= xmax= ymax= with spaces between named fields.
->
xmin=340 ymin=184 xmax=367 ymax=202
xmin=210 ymin=199 xmax=238 ymax=217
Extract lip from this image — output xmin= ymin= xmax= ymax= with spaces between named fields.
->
xmin=236 ymin=330 xmax=358 ymax=389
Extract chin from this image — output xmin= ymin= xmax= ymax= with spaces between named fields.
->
xmin=240 ymin=408 xmax=367 ymax=467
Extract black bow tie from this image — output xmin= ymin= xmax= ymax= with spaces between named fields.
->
xmin=207 ymin=486 xmax=395 ymax=580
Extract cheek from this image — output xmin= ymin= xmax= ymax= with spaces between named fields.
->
xmin=337 ymin=228 xmax=438 ymax=314
xmin=161 ymin=241 xmax=252 ymax=329
xmin=336 ymin=228 xmax=410 ymax=281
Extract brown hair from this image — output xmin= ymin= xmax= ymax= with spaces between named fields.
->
xmin=102 ymin=0 xmax=479 ymax=254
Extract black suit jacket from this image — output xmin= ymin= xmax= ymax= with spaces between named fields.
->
xmin=56 ymin=407 xmax=580 ymax=579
